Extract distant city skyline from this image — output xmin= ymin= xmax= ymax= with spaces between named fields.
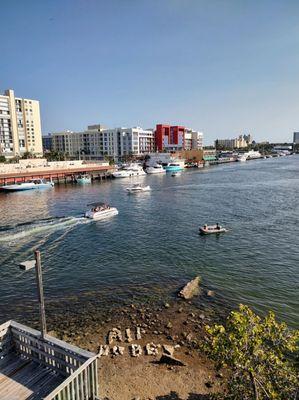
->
xmin=1 ymin=0 xmax=299 ymax=144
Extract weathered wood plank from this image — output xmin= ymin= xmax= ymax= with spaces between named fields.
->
xmin=0 ymin=354 xmax=64 ymax=400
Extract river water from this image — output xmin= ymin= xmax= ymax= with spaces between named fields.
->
xmin=0 ymin=156 xmax=298 ymax=328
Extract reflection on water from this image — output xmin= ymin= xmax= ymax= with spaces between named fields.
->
xmin=0 ymin=156 xmax=298 ymax=328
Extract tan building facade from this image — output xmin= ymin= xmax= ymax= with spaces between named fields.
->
xmin=215 ymin=134 xmax=253 ymax=149
xmin=0 ymin=89 xmax=43 ymax=158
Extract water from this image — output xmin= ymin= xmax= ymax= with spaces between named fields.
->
xmin=0 ymin=156 xmax=298 ymax=328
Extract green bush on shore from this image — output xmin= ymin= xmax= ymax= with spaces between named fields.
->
xmin=203 ymin=304 xmax=299 ymax=400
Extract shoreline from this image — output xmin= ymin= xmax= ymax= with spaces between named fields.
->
xmin=47 ymin=286 xmax=227 ymax=399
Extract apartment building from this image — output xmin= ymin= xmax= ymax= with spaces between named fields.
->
xmin=51 ymin=125 xmax=155 ymax=160
xmin=101 ymin=127 xmax=155 ymax=158
xmin=184 ymin=128 xmax=203 ymax=150
xmin=215 ymin=134 xmax=253 ymax=149
xmin=0 ymin=89 xmax=43 ymax=158
xmin=155 ymin=124 xmax=203 ymax=152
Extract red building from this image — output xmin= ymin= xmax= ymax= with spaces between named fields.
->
xmin=155 ymin=124 xmax=185 ymax=152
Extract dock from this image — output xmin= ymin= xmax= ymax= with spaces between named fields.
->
xmin=0 ymin=320 xmax=99 ymax=400
xmin=0 ymin=160 xmax=114 ymax=185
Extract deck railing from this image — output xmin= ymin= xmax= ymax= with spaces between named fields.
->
xmin=0 ymin=320 xmax=99 ymax=400
xmin=44 ymin=356 xmax=98 ymax=400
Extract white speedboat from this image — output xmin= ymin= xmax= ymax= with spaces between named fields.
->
xmin=199 ymin=224 xmax=227 ymax=235
xmin=146 ymin=164 xmax=166 ymax=174
xmin=76 ymin=175 xmax=91 ymax=184
xmin=84 ymin=202 xmax=118 ymax=220
xmin=112 ymin=163 xmax=146 ymax=178
xmin=0 ymin=179 xmax=54 ymax=192
xmin=171 ymin=171 xmax=181 ymax=177
xmin=126 ymin=184 xmax=151 ymax=193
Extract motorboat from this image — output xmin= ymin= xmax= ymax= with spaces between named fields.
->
xmin=246 ymin=150 xmax=262 ymax=160
xmin=199 ymin=224 xmax=227 ymax=235
xmin=84 ymin=202 xmax=118 ymax=220
xmin=171 ymin=171 xmax=181 ymax=177
xmin=76 ymin=175 xmax=91 ymax=184
xmin=0 ymin=179 xmax=54 ymax=192
xmin=145 ymin=164 xmax=166 ymax=174
xmin=237 ymin=154 xmax=247 ymax=162
xmin=112 ymin=163 xmax=146 ymax=178
xmin=237 ymin=150 xmax=262 ymax=162
xmin=126 ymin=184 xmax=151 ymax=193
xmin=164 ymin=162 xmax=184 ymax=172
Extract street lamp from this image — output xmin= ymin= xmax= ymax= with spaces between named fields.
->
xmin=19 ymin=250 xmax=47 ymax=339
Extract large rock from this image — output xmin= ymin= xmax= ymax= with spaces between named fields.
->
xmin=178 ymin=276 xmax=201 ymax=300
xmin=162 ymin=345 xmax=175 ymax=356
xmin=159 ymin=354 xmax=186 ymax=366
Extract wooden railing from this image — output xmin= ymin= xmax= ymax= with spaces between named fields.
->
xmin=0 ymin=320 xmax=13 ymax=358
xmin=44 ymin=356 xmax=98 ymax=400
xmin=0 ymin=320 xmax=99 ymax=400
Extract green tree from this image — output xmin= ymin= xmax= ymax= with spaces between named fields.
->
xmin=104 ymin=155 xmax=115 ymax=165
xmin=44 ymin=150 xmax=64 ymax=161
xmin=203 ymin=305 xmax=299 ymax=400
xmin=21 ymin=151 xmax=34 ymax=159
xmin=0 ymin=155 xmax=6 ymax=163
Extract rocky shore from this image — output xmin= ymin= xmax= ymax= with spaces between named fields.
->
xmin=47 ymin=280 xmax=227 ymax=400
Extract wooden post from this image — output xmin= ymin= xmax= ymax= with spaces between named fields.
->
xmin=34 ymin=250 xmax=47 ymax=339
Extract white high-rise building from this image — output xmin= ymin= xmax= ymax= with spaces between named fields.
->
xmin=0 ymin=89 xmax=43 ymax=158
xmin=51 ymin=125 xmax=155 ymax=160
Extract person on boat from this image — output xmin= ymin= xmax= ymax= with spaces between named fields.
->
xmin=216 ymin=223 xmax=221 ymax=230
xmin=203 ymin=224 xmax=208 ymax=231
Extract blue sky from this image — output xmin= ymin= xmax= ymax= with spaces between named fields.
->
xmin=1 ymin=0 xmax=299 ymax=144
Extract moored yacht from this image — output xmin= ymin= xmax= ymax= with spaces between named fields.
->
xmin=145 ymin=164 xmax=166 ymax=174
xmin=164 ymin=162 xmax=184 ymax=172
xmin=0 ymin=179 xmax=54 ymax=192
xmin=237 ymin=150 xmax=262 ymax=162
xmin=76 ymin=175 xmax=92 ymax=184
xmin=84 ymin=202 xmax=118 ymax=220
xmin=112 ymin=163 xmax=146 ymax=178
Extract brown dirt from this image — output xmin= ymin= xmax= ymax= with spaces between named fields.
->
xmin=52 ymin=299 xmax=226 ymax=400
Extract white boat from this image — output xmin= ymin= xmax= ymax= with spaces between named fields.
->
xmin=0 ymin=179 xmax=54 ymax=192
xmin=112 ymin=163 xmax=146 ymax=178
xmin=199 ymin=224 xmax=227 ymax=235
xmin=246 ymin=150 xmax=262 ymax=160
xmin=84 ymin=202 xmax=118 ymax=220
xmin=171 ymin=171 xmax=181 ymax=177
xmin=164 ymin=162 xmax=184 ymax=172
xmin=126 ymin=184 xmax=151 ymax=193
xmin=237 ymin=150 xmax=262 ymax=162
xmin=76 ymin=175 xmax=91 ymax=184
xmin=146 ymin=164 xmax=166 ymax=174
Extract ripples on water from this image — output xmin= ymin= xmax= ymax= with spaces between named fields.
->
xmin=0 ymin=156 xmax=298 ymax=328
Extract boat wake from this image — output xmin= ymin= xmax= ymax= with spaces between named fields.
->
xmin=0 ymin=216 xmax=90 ymax=243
